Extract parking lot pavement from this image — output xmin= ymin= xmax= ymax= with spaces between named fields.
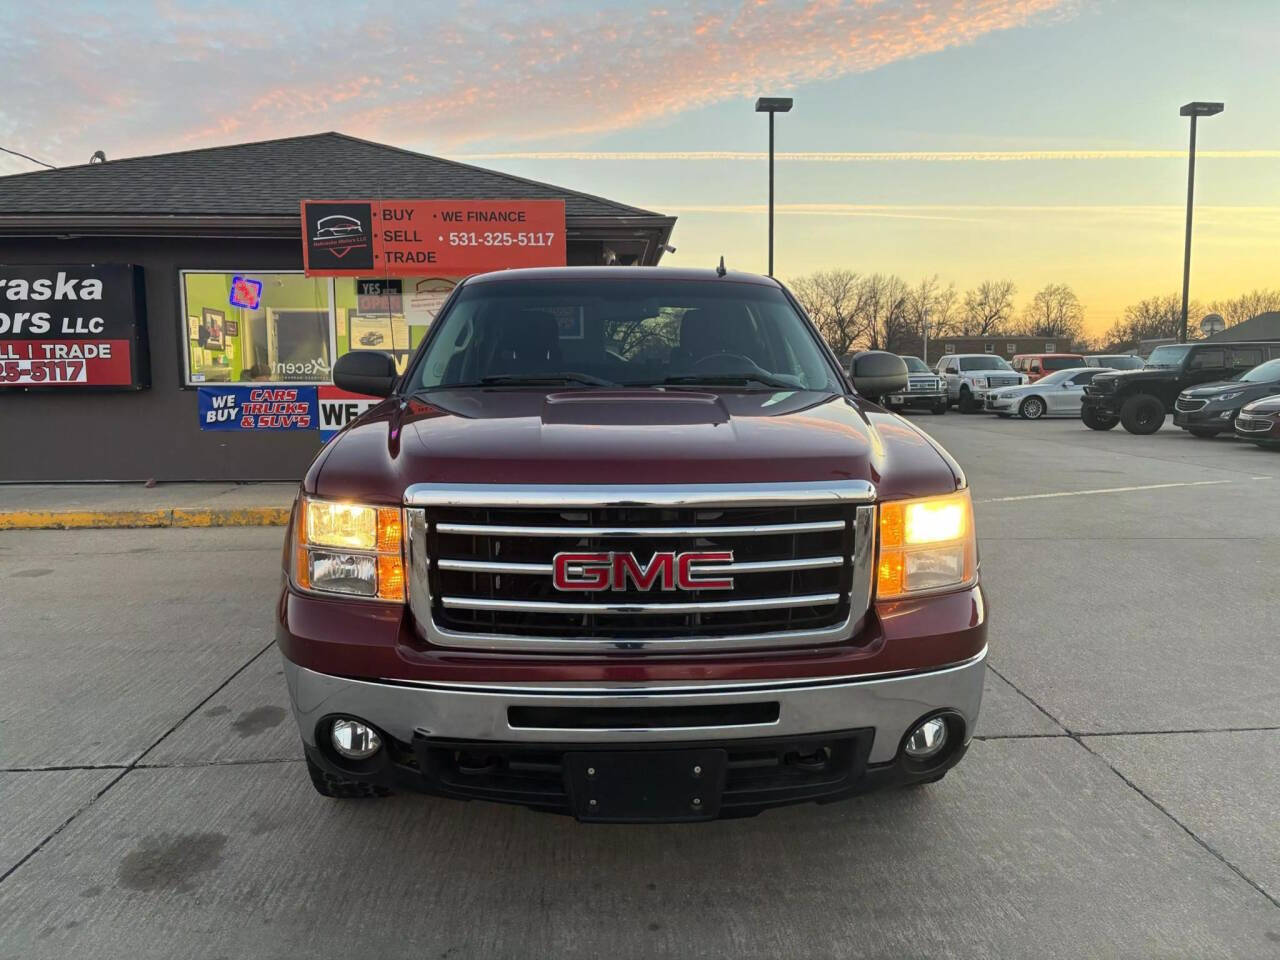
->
xmin=1 ymin=417 xmax=1278 ymax=957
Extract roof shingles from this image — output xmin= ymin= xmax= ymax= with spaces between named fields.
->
xmin=0 ymin=132 xmax=659 ymax=219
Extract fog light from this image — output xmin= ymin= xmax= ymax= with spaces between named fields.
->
xmin=330 ymin=718 xmax=381 ymax=760
xmin=904 ymin=717 xmax=949 ymax=760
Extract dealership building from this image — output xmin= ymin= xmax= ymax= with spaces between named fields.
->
xmin=0 ymin=132 xmax=676 ymax=482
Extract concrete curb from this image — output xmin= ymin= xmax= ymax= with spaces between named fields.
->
xmin=0 ymin=507 xmax=292 ymax=530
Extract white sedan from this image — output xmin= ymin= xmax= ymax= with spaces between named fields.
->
xmin=984 ymin=367 xmax=1113 ymax=419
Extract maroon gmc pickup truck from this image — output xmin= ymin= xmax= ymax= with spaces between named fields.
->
xmin=279 ymin=267 xmax=986 ymax=822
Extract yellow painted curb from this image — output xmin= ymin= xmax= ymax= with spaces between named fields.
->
xmin=0 ymin=507 xmax=290 ymax=530
xmin=171 ymin=507 xmax=292 ymax=527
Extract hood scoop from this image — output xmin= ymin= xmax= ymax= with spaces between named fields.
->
xmin=542 ymin=390 xmax=729 ymax=426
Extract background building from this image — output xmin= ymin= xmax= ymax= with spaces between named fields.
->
xmin=922 ymin=336 xmax=1082 ymax=367
xmin=0 ymin=133 xmax=676 ymax=481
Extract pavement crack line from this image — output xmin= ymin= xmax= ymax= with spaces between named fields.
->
xmin=984 ymin=663 xmax=1280 ymax=912
xmin=0 ymin=637 xmax=277 ymax=888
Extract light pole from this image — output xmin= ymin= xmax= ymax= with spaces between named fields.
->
xmin=755 ymin=97 xmax=793 ymax=276
xmin=1178 ymin=101 xmax=1224 ymax=343
xmin=922 ymin=307 xmax=930 ymax=366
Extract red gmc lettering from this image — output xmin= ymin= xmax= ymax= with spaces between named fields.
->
xmin=552 ymin=551 xmax=734 ymax=592
xmin=677 ymin=551 xmax=734 ymax=590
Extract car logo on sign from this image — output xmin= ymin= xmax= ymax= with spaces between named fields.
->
xmin=552 ymin=551 xmax=734 ymax=592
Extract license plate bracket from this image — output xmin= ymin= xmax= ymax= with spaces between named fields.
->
xmin=565 ymin=748 xmax=728 ymax=822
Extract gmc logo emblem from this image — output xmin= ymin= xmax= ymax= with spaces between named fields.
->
xmin=553 ymin=551 xmax=734 ymax=592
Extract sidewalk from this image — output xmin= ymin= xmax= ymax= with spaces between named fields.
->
xmin=0 ymin=482 xmax=298 ymax=529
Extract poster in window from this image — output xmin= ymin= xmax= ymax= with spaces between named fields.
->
xmin=188 ymin=315 xmax=202 ymax=341
xmin=551 ymin=306 xmax=584 ymax=340
xmin=403 ymin=278 xmax=455 ymax=327
xmin=348 ymin=314 xmax=395 ymax=351
xmin=201 ymin=308 xmax=225 ymax=349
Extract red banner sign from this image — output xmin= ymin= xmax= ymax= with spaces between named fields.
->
xmin=301 ymin=199 xmax=566 ymax=277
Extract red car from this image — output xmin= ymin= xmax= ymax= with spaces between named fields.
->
xmin=278 ymin=267 xmax=987 ymax=821
xmin=1012 ymin=353 xmax=1087 ymax=383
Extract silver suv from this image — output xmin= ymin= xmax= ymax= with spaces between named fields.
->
xmin=935 ymin=354 xmax=1028 ymax=413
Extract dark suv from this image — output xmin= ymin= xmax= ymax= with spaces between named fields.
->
xmin=1173 ymin=357 xmax=1280 ymax=437
xmin=1081 ymin=341 xmax=1280 ymax=434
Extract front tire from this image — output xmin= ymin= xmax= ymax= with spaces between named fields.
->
xmin=1019 ymin=396 xmax=1046 ymax=420
xmin=306 ymin=753 xmax=392 ymax=799
xmin=1120 ymin=394 xmax=1165 ymax=435
xmin=958 ymin=388 xmax=979 ymax=414
xmin=933 ymin=402 xmax=947 ymax=415
xmin=1082 ymin=406 xmax=1118 ymax=431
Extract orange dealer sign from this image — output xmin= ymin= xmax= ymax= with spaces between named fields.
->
xmin=301 ymin=199 xmax=566 ymax=277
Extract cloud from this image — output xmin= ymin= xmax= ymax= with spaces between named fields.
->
xmin=456 ymin=150 xmax=1280 ymax=162
xmin=0 ymin=0 xmax=1076 ymax=171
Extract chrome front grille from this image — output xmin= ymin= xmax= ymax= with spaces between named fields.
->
xmin=985 ymin=375 xmax=1019 ymax=388
xmin=404 ymin=482 xmax=876 ymax=653
xmin=906 ymin=377 xmax=942 ymax=393
xmin=1235 ymin=416 xmax=1273 ymax=433
xmin=1175 ymin=397 xmax=1208 ymax=412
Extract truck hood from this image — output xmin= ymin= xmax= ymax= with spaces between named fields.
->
xmin=1091 ymin=368 xmax=1167 ymax=388
xmin=306 ymin=388 xmax=961 ymax=503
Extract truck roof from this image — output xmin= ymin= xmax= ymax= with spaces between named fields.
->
xmin=464 ymin=266 xmax=782 ymax=287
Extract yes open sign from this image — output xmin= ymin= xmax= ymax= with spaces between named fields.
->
xmin=229 ymin=275 xmax=263 ymax=310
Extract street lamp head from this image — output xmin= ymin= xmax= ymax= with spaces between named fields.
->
xmin=1180 ymin=102 xmax=1224 ymax=117
xmin=755 ymin=97 xmax=793 ymax=113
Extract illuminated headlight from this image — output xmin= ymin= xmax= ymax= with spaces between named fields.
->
xmin=876 ymin=490 xmax=978 ymax=599
xmin=293 ymin=497 xmax=405 ymax=602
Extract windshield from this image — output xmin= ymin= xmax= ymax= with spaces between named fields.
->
xmin=959 ymin=356 xmax=1014 ymax=372
xmin=1238 ymin=357 xmax=1280 ymax=383
xmin=901 ymin=356 xmax=930 ymax=373
xmin=1145 ymin=345 xmax=1193 ymax=368
xmin=407 ymin=277 xmax=840 ymax=392
xmin=1042 ymin=356 xmax=1083 ymax=372
xmin=1093 ymin=355 xmax=1144 ymax=370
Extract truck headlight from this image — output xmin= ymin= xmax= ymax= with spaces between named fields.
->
xmin=293 ymin=497 xmax=405 ymax=602
xmin=971 ymin=377 xmax=987 ymax=388
xmin=876 ymin=490 xmax=978 ymax=599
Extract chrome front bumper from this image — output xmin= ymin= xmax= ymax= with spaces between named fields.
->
xmin=284 ymin=646 xmax=987 ymax=765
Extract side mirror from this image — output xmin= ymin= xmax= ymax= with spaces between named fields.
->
xmin=848 ymin=350 xmax=908 ymax=402
xmin=333 ymin=350 xmax=399 ymax=397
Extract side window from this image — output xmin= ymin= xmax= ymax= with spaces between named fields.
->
xmin=1189 ymin=348 xmax=1225 ymax=370
xmin=1070 ymin=371 xmax=1096 ymax=386
xmin=1230 ymin=348 xmax=1262 ymax=369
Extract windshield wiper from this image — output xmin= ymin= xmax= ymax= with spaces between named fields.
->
xmin=476 ymin=373 xmax=621 ymax=386
xmin=656 ymin=374 xmax=799 ymax=390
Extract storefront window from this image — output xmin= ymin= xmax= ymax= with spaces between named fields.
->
xmin=180 ymin=272 xmax=457 ymax=385
xmin=332 ymin=277 xmax=456 ymax=376
xmin=181 ymin=271 xmax=333 ymax=385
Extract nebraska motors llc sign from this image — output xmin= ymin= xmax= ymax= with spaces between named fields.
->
xmin=0 ymin=264 xmax=148 ymax=389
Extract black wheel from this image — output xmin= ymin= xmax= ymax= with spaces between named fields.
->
xmin=933 ymin=402 xmax=947 ymax=415
xmin=1082 ymin=407 xmax=1118 ymax=431
xmin=958 ymin=388 xmax=979 ymax=414
xmin=1187 ymin=427 xmax=1219 ymax=438
xmin=306 ymin=753 xmax=391 ymax=799
xmin=1019 ymin=396 xmax=1047 ymax=420
xmin=1119 ymin=394 xmax=1165 ymax=435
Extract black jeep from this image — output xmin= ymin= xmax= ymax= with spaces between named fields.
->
xmin=1081 ymin=341 xmax=1280 ymax=435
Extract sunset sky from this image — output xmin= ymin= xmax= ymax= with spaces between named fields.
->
xmin=2 ymin=0 xmax=1277 ymax=334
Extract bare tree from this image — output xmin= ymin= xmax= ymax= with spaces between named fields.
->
xmin=959 ymin=280 xmax=1016 ymax=336
xmin=1101 ymin=293 xmax=1202 ymax=348
xmin=790 ymin=270 xmax=870 ymax=356
xmin=900 ymin=275 xmax=959 ymax=356
xmin=1018 ymin=283 xmax=1084 ymax=341
xmin=860 ymin=274 xmax=911 ymax=351
xmin=1206 ymin=289 xmax=1280 ymax=328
